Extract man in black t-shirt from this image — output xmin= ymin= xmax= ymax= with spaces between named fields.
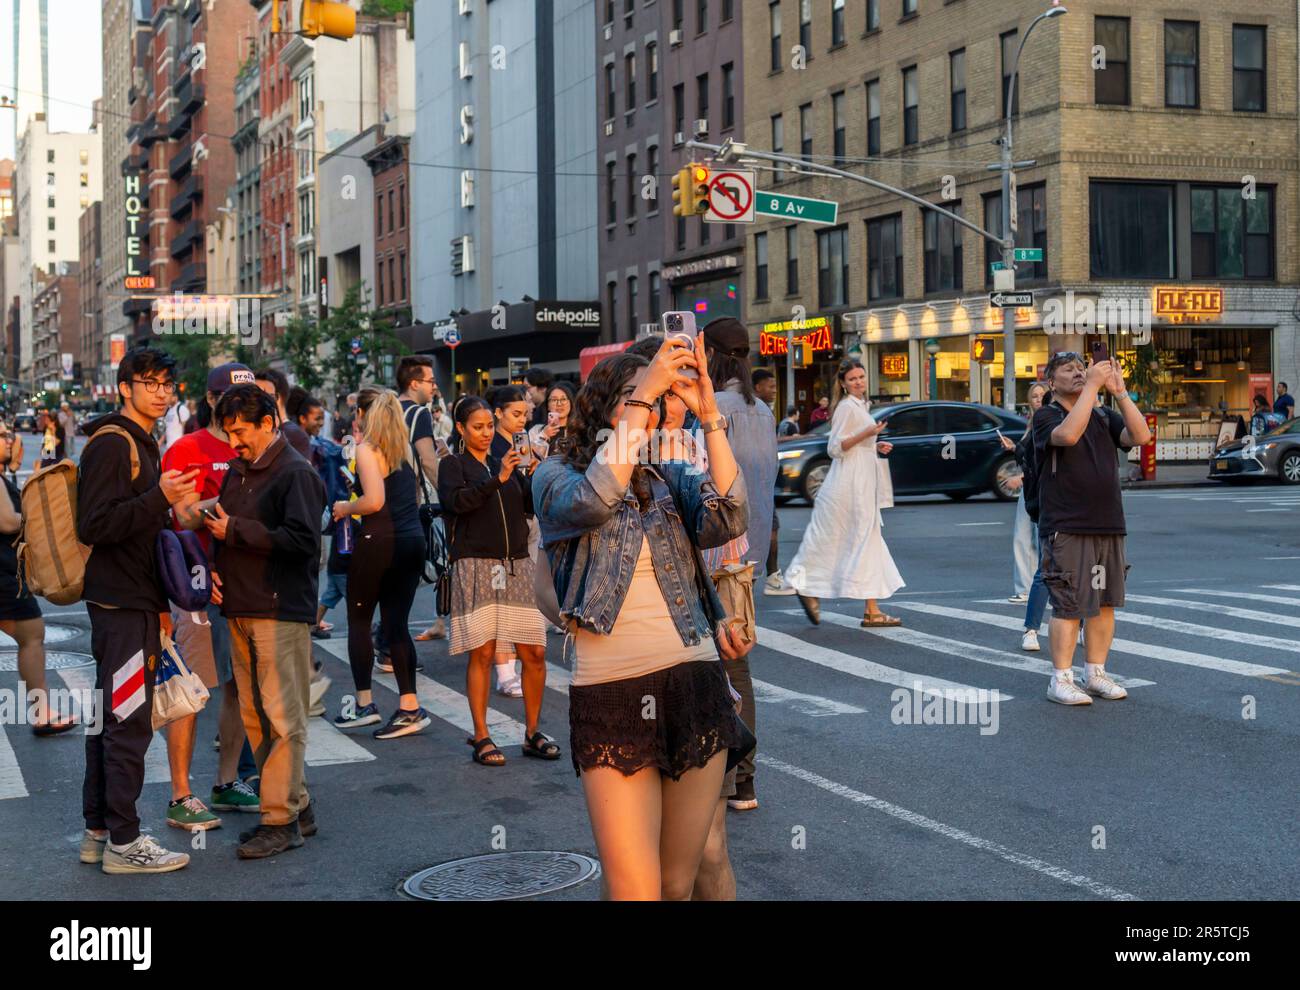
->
xmin=1032 ymin=351 xmax=1152 ymax=706
xmin=397 ymin=355 xmax=445 ymax=641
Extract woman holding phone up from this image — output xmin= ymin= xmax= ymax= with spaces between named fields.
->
xmin=534 ymin=339 xmax=750 ymax=900
xmin=528 ymin=381 xmax=576 ymax=460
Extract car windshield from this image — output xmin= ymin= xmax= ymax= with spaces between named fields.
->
xmin=1262 ymin=418 xmax=1300 ymax=438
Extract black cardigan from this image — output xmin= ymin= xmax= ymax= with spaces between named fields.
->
xmin=435 ymin=449 xmax=532 ymax=562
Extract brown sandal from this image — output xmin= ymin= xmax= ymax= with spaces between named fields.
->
xmin=468 ymin=736 xmax=506 ymax=766
xmin=861 ymin=612 xmax=902 ymax=628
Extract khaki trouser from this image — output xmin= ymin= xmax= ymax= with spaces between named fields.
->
xmin=228 ymin=617 xmax=311 ymax=826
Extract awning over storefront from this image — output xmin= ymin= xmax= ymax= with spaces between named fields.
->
xmin=579 ymin=341 xmax=632 ymax=381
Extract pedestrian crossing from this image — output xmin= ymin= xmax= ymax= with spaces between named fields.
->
xmin=2 ymin=580 xmax=1299 ymax=802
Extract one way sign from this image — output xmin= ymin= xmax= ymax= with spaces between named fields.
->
xmin=988 ymin=291 xmax=1034 ymax=308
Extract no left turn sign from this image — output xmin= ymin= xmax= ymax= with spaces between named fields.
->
xmin=706 ymin=170 xmax=756 ymax=223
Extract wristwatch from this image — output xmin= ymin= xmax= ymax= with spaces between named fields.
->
xmin=699 ymin=416 xmax=728 ymax=435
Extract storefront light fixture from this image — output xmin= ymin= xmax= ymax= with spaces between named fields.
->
xmin=1237 ymin=360 xmax=1247 ymax=371
xmin=925 ymin=339 xmax=942 ymax=357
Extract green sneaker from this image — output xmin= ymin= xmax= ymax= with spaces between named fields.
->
xmin=166 ymin=794 xmax=222 ymax=831
xmin=209 ymin=779 xmax=261 ymax=813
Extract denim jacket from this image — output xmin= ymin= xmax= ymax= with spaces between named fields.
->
xmin=534 ymin=454 xmax=749 ymax=646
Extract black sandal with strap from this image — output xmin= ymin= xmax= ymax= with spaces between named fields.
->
xmin=467 ymin=735 xmax=506 ymax=766
xmin=522 ymin=731 xmax=561 ymax=760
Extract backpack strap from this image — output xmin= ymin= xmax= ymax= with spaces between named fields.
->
xmin=84 ymin=425 xmax=140 ymax=482
xmin=404 ymin=403 xmax=435 ymax=505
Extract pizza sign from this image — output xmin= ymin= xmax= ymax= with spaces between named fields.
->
xmin=759 ymin=322 xmax=833 ymax=357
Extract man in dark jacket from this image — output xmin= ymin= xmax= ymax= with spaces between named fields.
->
xmin=78 ymin=346 xmax=198 ymax=875
xmin=197 ymin=384 xmax=324 ymax=859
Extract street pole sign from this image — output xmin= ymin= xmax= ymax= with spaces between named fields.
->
xmin=1013 ymin=248 xmax=1043 ymax=263
xmin=705 ymin=170 xmax=755 ymax=223
xmin=755 ymin=190 xmax=839 ymax=225
xmin=989 ymin=291 xmax=1034 ymax=308
xmin=445 ymin=327 xmax=461 ymax=349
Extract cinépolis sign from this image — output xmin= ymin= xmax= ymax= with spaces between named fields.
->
xmin=124 ymin=172 xmax=154 ymax=290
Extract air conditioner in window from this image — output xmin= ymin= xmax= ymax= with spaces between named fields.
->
xmin=673 ymin=131 xmax=686 ymax=145
xmin=669 ymin=29 xmax=683 ymax=46
xmin=693 ymin=119 xmax=708 ymax=135
xmin=604 ymin=120 xmax=615 ymax=136
xmin=603 ymin=24 xmax=613 ymax=41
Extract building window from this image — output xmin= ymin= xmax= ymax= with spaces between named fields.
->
xmin=697 ymin=0 xmax=707 ymax=33
xmin=769 ymin=1 xmax=782 ymax=72
xmin=984 ymin=184 xmax=1048 ymax=283
xmin=48 ymin=217 xmax=55 ymax=231
xmin=47 ymin=239 xmax=55 ymax=253
xmin=605 ymin=162 xmax=620 ymax=227
xmin=867 ymin=214 xmax=903 ymax=301
xmin=867 ymin=0 xmax=879 ymax=31
xmin=903 ymin=0 xmax=916 ymax=15
xmin=646 ymin=145 xmax=659 ymax=212
xmin=696 ymin=72 xmax=709 ymax=122
xmin=831 ymin=0 xmax=845 ymax=46
xmin=831 ymin=91 xmax=846 ymax=165
xmin=608 ymin=281 xmax=618 ymax=337
xmin=800 ymin=102 xmax=813 ymax=161
xmin=1000 ymin=30 xmax=1020 ymax=117
xmin=1094 ymin=18 xmax=1130 ymax=106
xmin=387 ymin=189 xmax=395 ymax=233
xmin=1164 ymin=21 xmax=1199 ymax=108
xmin=786 ymin=226 xmax=799 ymax=293
xmin=676 ymin=215 xmax=686 ymax=249
xmin=47 ymin=149 xmax=54 ymax=163
xmin=1233 ymin=25 xmax=1266 ymax=112
xmin=673 ymin=84 xmax=685 ymax=138
xmin=626 ymin=153 xmax=637 ymax=220
xmin=388 ymin=257 xmax=395 ymax=306
xmin=817 ymin=226 xmax=848 ymax=308
xmin=866 ymin=80 xmax=880 ymax=156
xmin=700 ymin=216 xmax=711 ymax=245
xmin=47 ymin=196 xmax=54 ymax=209
xmin=755 ymin=232 xmax=769 ymax=299
xmin=722 ymin=63 xmax=735 ymax=129
xmin=722 ymin=0 xmax=733 ymax=21
xmin=80 ymin=195 xmax=89 ymax=209
xmin=647 ymin=42 xmax=658 ymax=101
xmin=1089 ymin=182 xmax=1175 ymax=279
xmin=924 ymin=204 xmax=963 ymax=294
xmin=627 ymin=275 xmax=638 ymax=334
xmin=771 ymin=113 xmax=784 ymax=176
xmin=604 ymin=0 xmax=613 ymax=25
xmin=672 ymin=0 xmax=683 ymax=30
xmin=950 ymin=49 xmax=967 ymax=132
xmin=902 ymin=66 xmax=919 ymax=146
xmin=399 ymin=251 xmax=407 ymax=300
xmin=376 ymin=193 xmax=383 ymax=232
xmin=1191 ymin=185 xmax=1273 ymax=279
xmin=79 ymin=172 xmax=88 ymax=188
xmin=799 ymin=0 xmax=812 ymax=55
xmin=79 ymin=149 xmax=88 ymax=165
xmin=399 ymin=183 xmax=406 ymax=227
xmin=625 ymin=52 xmax=637 ymax=111
xmin=649 ymin=270 xmax=661 ymax=319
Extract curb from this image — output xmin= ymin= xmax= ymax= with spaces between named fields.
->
xmin=1120 ymin=480 xmax=1218 ymax=491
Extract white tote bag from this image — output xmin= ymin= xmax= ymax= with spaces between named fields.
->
xmin=152 ymin=631 xmax=210 ymax=731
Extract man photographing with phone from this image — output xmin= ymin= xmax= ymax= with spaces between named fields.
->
xmin=1032 ymin=349 xmax=1152 ymax=706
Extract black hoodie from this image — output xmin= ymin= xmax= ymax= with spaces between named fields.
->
xmin=77 ymin=412 xmax=171 ymax=612
xmin=215 ymin=433 xmax=324 ymax=623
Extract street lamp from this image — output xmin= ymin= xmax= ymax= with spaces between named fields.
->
xmin=998 ymin=1 xmax=1067 ymax=412
xmin=925 ymin=339 xmax=941 ymax=402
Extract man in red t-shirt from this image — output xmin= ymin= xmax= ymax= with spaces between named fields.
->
xmin=159 ymin=363 xmax=261 ymax=830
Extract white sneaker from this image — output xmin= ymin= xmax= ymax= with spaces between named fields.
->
xmin=764 ymin=571 xmax=797 ymax=596
xmin=309 ymin=674 xmax=331 ymax=711
xmin=101 ymin=834 xmax=190 ymax=875
xmin=1046 ymin=671 xmax=1092 ymax=706
xmin=1021 ymin=629 xmax=1040 ymax=652
xmin=496 ymin=676 xmax=524 ymax=698
xmin=1008 ymin=593 xmax=1028 ymax=603
xmin=1084 ymin=670 xmax=1128 ymax=700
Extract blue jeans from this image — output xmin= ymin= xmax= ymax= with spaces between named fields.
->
xmin=1024 ymin=561 xmax=1049 ymax=632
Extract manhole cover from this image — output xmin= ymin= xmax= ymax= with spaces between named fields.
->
xmin=403 ymin=852 xmax=600 ymax=901
xmin=0 ymin=650 xmax=95 ymax=671
xmin=0 ymin=623 xmax=79 ymax=647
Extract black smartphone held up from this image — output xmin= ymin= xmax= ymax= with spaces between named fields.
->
xmin=661 ymin=311 xmax=700 ymax=379
xmin=1091 ymin=339 xmax=1110 ymax=365
xmin=199 ymin=505 xmax=220 ymax=521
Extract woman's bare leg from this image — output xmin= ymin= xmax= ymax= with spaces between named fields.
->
xmin=659 ymin=750 xmax=728 ymax=901
xmin=515 ymin=643 xmax=547 ymax=737
xmin=2 ymin=618 xmax=55 ymax=724
xmin=465 ymin=640 xmax=497 ymax=743
xmin=691 ymin=795 xmax=736 ymax=901
xmin=581 ymin=765 xmax=662 ymax=900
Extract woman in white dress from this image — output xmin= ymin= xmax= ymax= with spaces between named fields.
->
xmin=786 ymin=360 xmax=905 ymax=627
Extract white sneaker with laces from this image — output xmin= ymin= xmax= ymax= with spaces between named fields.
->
xmin=1046 ymin=671 xmax=1092 ymax=706
xmin=764 ymin=571 xmax=797 ymax=596
xmin=102 ymin=834 xmax=190 ymax=875
xmin=1008 ymin=593 xmax=1028 ymax=603
xmin=1084 ymin=670 xmax=1128 ymax=700
xmin=1021 ymin=629 xmax=1040 ymax=652
xmin=496 ymin=676 xmax=524 ymax=699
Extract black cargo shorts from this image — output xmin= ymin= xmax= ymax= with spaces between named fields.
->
xmin=1040 ymin=531 xmax=1130 ymax=620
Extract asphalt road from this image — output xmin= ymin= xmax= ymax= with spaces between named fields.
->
xmin=1 ymin=458 xmax=1298 ymax=900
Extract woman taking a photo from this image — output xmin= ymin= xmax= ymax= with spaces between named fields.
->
xmin=786 ymin=359 xmax=905 ymax=627
xmin=330 ymin=387 xmax=431 ymax=740
xmin=438 ymin=396 xmax=553 ymax=767
xmin=528 ymin=381 xmax=576 ymax=460
xmin=534 ymin=341 xmax=750 ymax=900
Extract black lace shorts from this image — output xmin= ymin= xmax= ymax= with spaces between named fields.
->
xmin=568 ymin=659 xmax=744 ymax=781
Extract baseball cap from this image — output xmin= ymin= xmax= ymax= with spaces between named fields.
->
xmin=207 ymin=362 xmax=256 ymax=394
xmin=702 ymin=317 xmax=750 ymax=358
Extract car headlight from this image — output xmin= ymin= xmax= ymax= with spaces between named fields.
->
xmin=1258 ymin=442 xmax=1278 ymax=452
xmin=778 ymin=449 xmax=805 ymax=460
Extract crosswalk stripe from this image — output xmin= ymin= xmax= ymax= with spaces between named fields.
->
xmin=545 ymin=661 xmax=869 ymax=716
xmin=1263 ymin=584 xmax=1300 ymax=592
xmin=1174 ymin=588 xmax=1300 ymax=607
xmin=51 ymin=666 xmax=172 ymax=784
xmin=0 ymin=724 xmax=28 ymax=800
xmin=888 ymin=602 xmax=1289 ymax=677
xmin=755 ymin=625 xmax=1009 ymax=700
xmin=1109 ymin=596 xmax=1300 ymax=655
xmin=305 ymin=718 xmax=376 ymax=766
xmin=1127 ymin=594 xmax=1300 ymax=630
xmin=809 ymin=610 xmax=1155 ymax=689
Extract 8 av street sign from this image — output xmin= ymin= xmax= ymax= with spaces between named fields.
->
xmin=1013 ymin=248 xmax=1044 ymax=262
xmin=989 ymin=291 xmax=1034 ymax=308
xmin=755 ymin=191 xmax=839 ymax=225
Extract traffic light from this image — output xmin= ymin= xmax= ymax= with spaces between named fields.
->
xmin=690 ymin=163 xmax=711 ymax=215
xmin=671 ymin=163 xmax=712 ymax=217
xmin=795 ymin=340 xmax=813 ymax=369
xmin=297 ymin=0 xmax=356 ymax=39
xmin=670 ymin=166 xmax=691 ymax=217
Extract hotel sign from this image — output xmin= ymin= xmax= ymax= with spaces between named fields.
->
xmin=1154 ymin=286 xmax=1223 ymax=324
xmin=124 ymin=172 xmax=154 ymax=291
xmin=759 ymin=317 xmax=834 ymax=356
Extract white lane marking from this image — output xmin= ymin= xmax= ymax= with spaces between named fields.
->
xmin=1264 ymin=584 xmax=1300 ymax=592
xmin=1119 ymin=595 xmax=1300 ymax=647
xmin=316 ymin=638 xmax=526 ymax=746
xmin=0 ymin=723 xmax=28 ymax=800
xmin=755 ymin=625 xmax=1011 ymax=701
xmin=305 ymin=718 xmax=376 ymax=766
xmin=758 ymin=754 xmax=1140 ymax=902
xmin=1176 ymin=587 xmax=1300 ymax=609
xmin=890 ymin=601 xmax=1289 ymax=677
xmin=955 ymin=522 xmax=1004 ymax=527
xmin=1246 ymin=508 xmax=1291 ymax=513
xmin=808 ymin=610 xmax=1155 ymax=689
xmin=1263 ymin=556 xmax=1300 ymax=560
xmin=545 ymin=661 xmax=868 ymax=716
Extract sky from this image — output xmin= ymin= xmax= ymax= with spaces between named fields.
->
xmin=0 ymin=0 xmax=103 ymax=161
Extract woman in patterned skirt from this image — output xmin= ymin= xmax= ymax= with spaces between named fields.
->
xmin=436 ymin=396 xmax=556 ymax=767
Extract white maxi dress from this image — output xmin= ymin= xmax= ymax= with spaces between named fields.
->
xmin=786 ymin=395 xmax=905 ymax=601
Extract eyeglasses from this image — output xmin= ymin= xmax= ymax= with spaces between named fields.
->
xmin=133 ymin=378 xmax=177 ymax=395
xmin=547 ymin=397 xmax=570 ymax=406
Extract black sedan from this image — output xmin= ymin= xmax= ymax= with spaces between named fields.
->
xmin=1208 ymin=418 xmax=1300 ymax=484
xmin=776 ymin=400 xmax=1029 ymax=504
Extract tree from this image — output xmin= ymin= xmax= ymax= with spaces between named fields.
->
xmin=156 ymin=333 xmax=218 ymax=400
xmin=361 ymin=0 xmax=413 ymax=15
xmin=278 ymin=314 xmax=326 ymax=392
xmin=318 ymin=282 xmax=408 ymax=403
